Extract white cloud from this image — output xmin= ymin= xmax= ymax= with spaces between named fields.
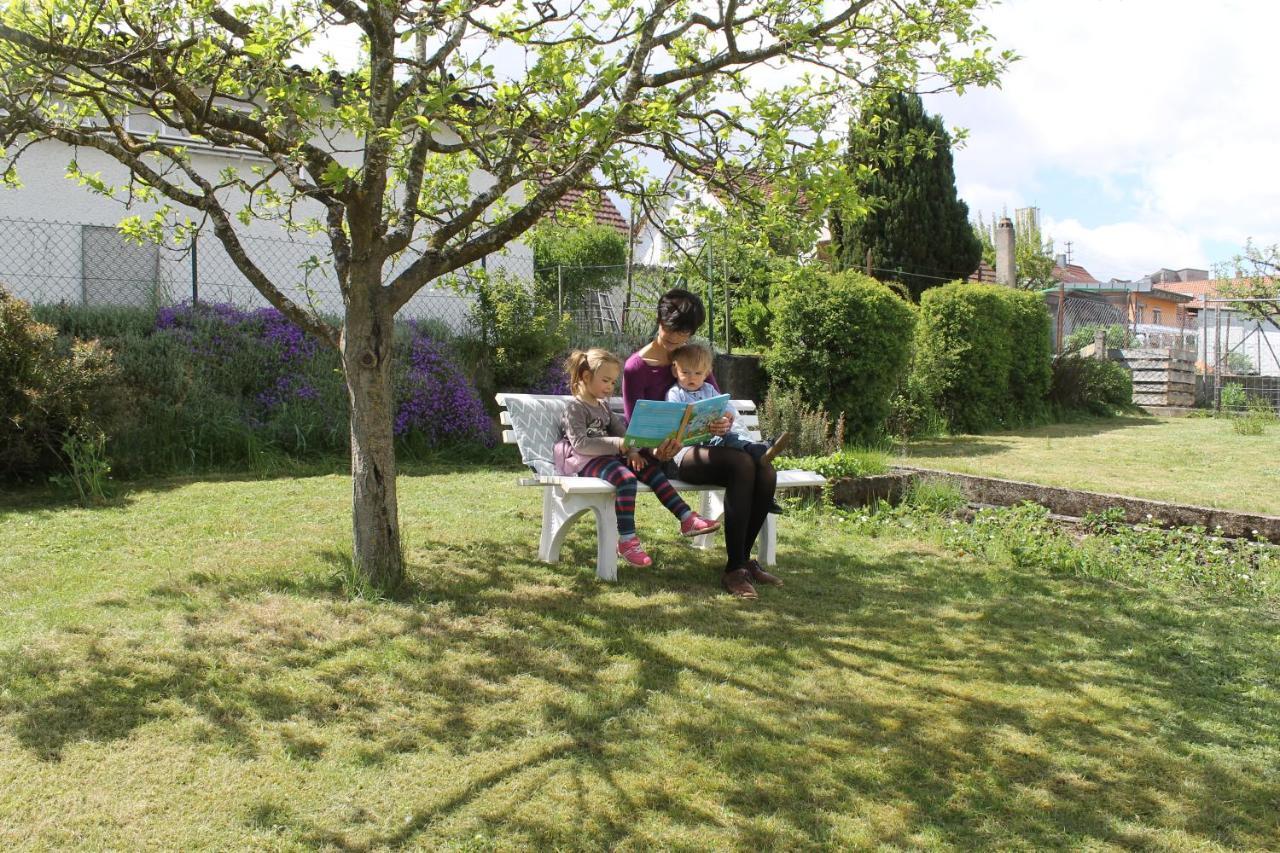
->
xmin=1041 ymin=217 xmax=1207 ymax=281
xmin=925 ymin=0 xmax=1280 ymax=277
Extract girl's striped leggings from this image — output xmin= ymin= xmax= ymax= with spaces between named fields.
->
xmin=578 ymin=456 xmax=691 ymax=538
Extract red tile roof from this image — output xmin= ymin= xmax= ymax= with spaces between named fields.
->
xmin=1051 ymin=262 xmax=1101 ymax=285
xmin=546 ymin=187 xmax=630 ymax=236
xmin=1158 ymin=277 xmax=1277 ymax=308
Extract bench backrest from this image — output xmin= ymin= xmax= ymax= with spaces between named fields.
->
xmin=496 ymin=393 xmax=761 ymax=477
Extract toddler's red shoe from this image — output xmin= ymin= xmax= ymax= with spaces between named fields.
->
xmin=617 ymin=538 xmax=653 ymax=567
xmin=679 ymin=513 xmax=721 ymax=537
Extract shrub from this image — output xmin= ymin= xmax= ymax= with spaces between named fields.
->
xmin=468 ymin=270 xmax=568 ymax=396
xmin=766 ymin=268 xmax=915 ymax=444
xmin=1218 ymin=382 xmax=1247 ymax=411
xmin=775 ymin=447 xmax=889 ymax=479
xmin=0 ymin=286 xmax=115 ymax=482
xmin=759 ymin=385 xmax=845 ymax=456
xmin=394 ymin=326 xmax=495 ymax=447
xmin=885 ymin=375 xmax=947 ymax=440
xmin=1063 ymin=323 xmax=1131 ymax=354
xmin=911 ymin=282 xmax=1052 ymax=433
xmin=1048 ymin=354 xmax=1133 ymax=417
xmin=34 ymin=301 xmax=493 ymax=476
xmin=730 ymin=298 xmax=771 ymax=351
xmin=528 ymin=222 xmax=627 ymax=308
xmin=1224 ymin=352 xmax=1255 ymax=375
xmin=1005 ymin=289 xmax=1053 ymax=421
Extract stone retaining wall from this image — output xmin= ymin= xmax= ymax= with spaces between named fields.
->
xmin=821 ymin=466 xmax=1280 ymax=544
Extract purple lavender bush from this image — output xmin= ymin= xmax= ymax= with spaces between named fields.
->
xmin=150 ymin=303 xmax=492 ymax=464
xmin=394 ymin=324 xmax=495 ymax=447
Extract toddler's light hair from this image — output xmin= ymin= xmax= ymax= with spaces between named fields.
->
xmin=670 ymin=342 xmax=713 ymax=372
xmin=565 ymin=348 xmax=622 ymax=400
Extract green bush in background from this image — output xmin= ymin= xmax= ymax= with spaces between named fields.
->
xmin=911 ymin=282 xmax=1052 ymax=433
xmin=466 ymin=269 xmax=568 ymax=397
xmin=23 ymin=300 xmax=494 ymax=480
xmin=1062 ymin=322 xmax=1131 ymax=354
xmin=1 ymin=286 xmax=115 ymax=482
xmin=1048 ymin=354 xmax=1133 ymax=417
xmin=758 ymin=386 xmax=845 ymax=457
xmin=528 ymin=221 xmax=627 ymax=309
xmin=766 ymin=268 xmax=915 ymax=444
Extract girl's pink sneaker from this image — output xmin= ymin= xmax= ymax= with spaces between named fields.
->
xmin=617 ymin=537 xmax=653 ymax=567
xmin=680 ymin=513 xmax=721 ymax=537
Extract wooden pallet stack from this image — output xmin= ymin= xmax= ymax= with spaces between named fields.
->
xmin=1116 ymin=347 xmax=1196 ymax=408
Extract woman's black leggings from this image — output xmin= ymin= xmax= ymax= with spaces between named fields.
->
xmin=676 ymin=446 xmax=777 ymax=571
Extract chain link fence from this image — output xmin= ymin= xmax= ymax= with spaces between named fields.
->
xmin=0 ymin=215 xmax=693 ymax=356
xmin=0 ymin=215 xmax=543 ymax=334
xmin=1201 ymin=300 xmax=1280 ymax=412
xmin=1045 ymin=289 xmax=1199 ymax=354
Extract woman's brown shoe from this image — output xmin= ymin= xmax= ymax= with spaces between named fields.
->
xmin=721 ymin=568 xmax=758 ymax=599
xmin=746 ymin=559 xmax=783 ymax=586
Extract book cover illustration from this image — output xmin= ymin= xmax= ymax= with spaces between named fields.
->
xmin=625 ymin=394 xmax=732 ymax=448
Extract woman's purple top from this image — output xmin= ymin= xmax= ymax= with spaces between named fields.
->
xmin=622 ymin=351 xmax=718 ymax=419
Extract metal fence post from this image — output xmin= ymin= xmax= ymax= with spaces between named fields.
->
xmin=190 ymin=229 xmax=199 ymax=304
xmin=1214 ymin=306 xmax=1222 ymax=412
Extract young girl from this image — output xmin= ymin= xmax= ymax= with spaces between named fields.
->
xmin=555 ymin=348 xmax=721 ymax=567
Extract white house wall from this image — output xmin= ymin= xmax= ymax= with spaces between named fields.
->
xmin=0 ymin=131 xmax=531 ymax=332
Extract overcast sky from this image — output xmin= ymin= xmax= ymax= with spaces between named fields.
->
xmin=923 ymin=0 xmax=1280 ymax=281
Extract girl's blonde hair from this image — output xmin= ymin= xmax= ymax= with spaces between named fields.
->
xmin=565 ymin=348 xmax=622 ymax=401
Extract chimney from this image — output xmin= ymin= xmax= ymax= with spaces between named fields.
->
xmin=1055 ymin=253 xmax=1068 ymax=268
xmin=995 ymin=217 xmax=1016 ymax=287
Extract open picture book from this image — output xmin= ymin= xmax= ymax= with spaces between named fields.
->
xmin=624 ymin=394 xmax=732 ymax=448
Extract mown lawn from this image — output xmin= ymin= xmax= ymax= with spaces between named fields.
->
xmin=2 ymin=459 xmax=1278 ymax=849
xmin=902 ymin=415 xmax=1280 ymax=516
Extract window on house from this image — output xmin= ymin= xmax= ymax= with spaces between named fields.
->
xmin=125 ymin=112 xmax=190 ymax=140
xmin=1135 ymin=305 xmax=1145 ymax=324
xmin=1152 ymin=308 xmax=1162 ymax=325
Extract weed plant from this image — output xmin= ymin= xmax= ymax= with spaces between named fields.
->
xmin=848 ymin=491 xmax=1278 ymax=603
xmin=775 ymin=445 xmax=890 ymax=479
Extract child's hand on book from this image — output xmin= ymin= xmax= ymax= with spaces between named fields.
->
xmin=706 ymin=415 xmax=733 ymax=437
xmin=625 ymin=448 xmax=647 ymax=471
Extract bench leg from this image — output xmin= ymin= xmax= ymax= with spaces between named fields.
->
xmin=758 ymin=514 xmax=777 ymax=566
xmin=539 ymin=488 xmax=619 ymax=582
xmin=691 ymin=489 xmax=726 ymax=551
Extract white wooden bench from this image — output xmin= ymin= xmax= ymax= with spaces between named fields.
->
xmin=495 ymin=393 xmax=826 ymax=581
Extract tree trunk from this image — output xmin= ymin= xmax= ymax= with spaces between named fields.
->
xmin=341 ymin=277 xmax=403 ymax=589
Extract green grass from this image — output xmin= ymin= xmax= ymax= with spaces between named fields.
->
xmin=2 ymin=460 xmax=1279 ymax=849
xmin=901 ymin=415 xmax=1280 ymax=516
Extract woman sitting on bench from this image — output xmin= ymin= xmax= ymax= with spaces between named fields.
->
xmin=622 ymin=289 xmax=782 ymax=600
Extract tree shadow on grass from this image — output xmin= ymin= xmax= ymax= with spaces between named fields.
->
xmin=0 ymin=447 xmax=525 ymax=522
xmin=2 ymin=517 xmax=1278 ymax=848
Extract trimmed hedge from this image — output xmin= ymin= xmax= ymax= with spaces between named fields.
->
xmin=911 ymin=282 xmax=1052 ymax=433
xmin=766 ymin=269 xmax=915 ymax=444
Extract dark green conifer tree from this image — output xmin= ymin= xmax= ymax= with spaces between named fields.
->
xmin=832 ymin=92 xmax=982 ymax=300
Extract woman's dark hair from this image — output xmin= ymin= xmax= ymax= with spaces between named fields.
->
xmin=656 ymin=288 xmax=705 ymax=334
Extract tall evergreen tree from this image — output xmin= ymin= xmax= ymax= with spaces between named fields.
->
xmin=833 ymin=93 xmax=982 ymax=300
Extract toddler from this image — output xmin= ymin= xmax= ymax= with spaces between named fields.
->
xmin=555 ymin=347 xmax=720 ymax=567
xmin=666 ymin=342 xmax=790 ymax=464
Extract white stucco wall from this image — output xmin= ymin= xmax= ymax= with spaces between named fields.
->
xmin=0 ymin=130 xmax=531 ymax=332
